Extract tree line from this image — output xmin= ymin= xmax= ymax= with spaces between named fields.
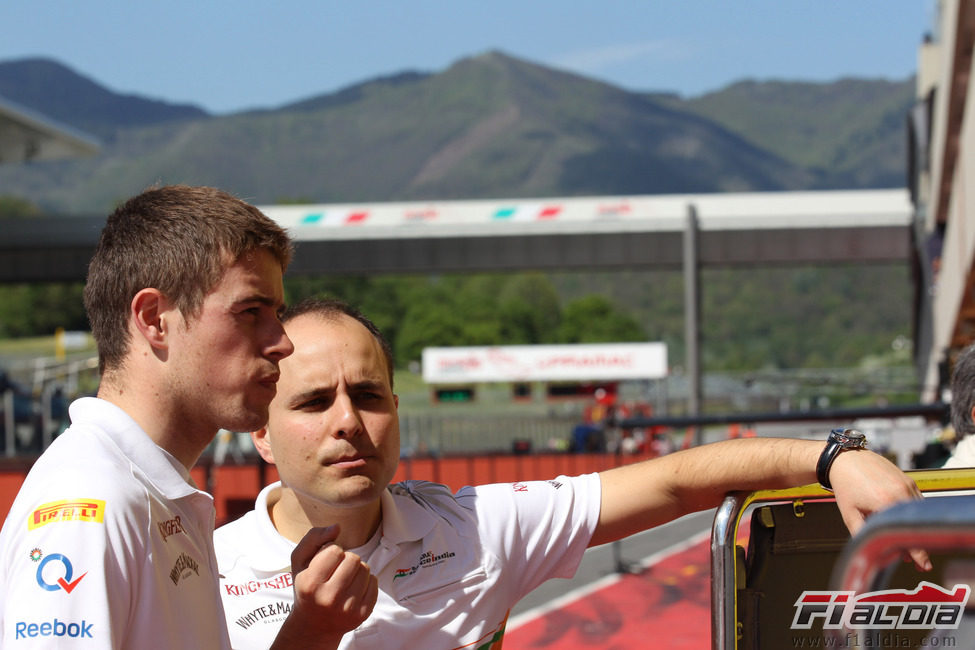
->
xmin=0 ymin=264 xmax=912 ymax=374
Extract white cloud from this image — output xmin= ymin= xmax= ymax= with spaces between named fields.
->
xmin=549 ymin=40 xmax=693 ymax=75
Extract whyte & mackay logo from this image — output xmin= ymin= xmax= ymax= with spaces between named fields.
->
xmin=170 ymin=552 xmax=200 ymax=586
xmin=235 ymin=601 xmax=293 ymax=630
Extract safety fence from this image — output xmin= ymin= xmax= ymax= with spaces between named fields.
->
xmin=0 ymin=450 xmax=658 ymax=525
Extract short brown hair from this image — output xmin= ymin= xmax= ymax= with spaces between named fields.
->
xmin=283 ymin=297 xmax=395 ymax=390
xmin=84 ymin=185 xmax=293 ymax=374
xmin=952 ymin=343 xmax=975 ymax=439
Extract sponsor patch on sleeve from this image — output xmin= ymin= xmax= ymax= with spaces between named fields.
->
xmin=28 ymin=499 xmax=106 ymax=530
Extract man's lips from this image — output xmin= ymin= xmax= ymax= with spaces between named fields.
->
xmin=256 ymin=373 xmax=280 ymax=389
xmin=327 ymin=455 xmax=369 ymax=469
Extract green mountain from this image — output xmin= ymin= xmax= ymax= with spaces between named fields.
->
xmin=0 ymin=58 xmax=208 ymax=141
xmin=0 ymin=51 xmax=914 ymax=215
xmin=659 ymin=78 xmax=914 ymax=189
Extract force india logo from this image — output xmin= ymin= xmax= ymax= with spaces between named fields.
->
xmin=393 ymin=549 xmax=457 ymax=581
xmin=28 ymin=499 xmax=106 ymax=530
xmin=792 ymin=582 xmax=971 ymax=630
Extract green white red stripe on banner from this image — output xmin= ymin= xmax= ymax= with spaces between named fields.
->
xmin=299 ymin=210 xmax=370 ymax=226
xmin=493 ymin=204 xmax=562 ymax=221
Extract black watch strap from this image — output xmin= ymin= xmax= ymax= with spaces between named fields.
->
xmin=816 ymin=439 xmax=842 ymax=491
xmin=817 ymin=428 xmax=866 ymax=491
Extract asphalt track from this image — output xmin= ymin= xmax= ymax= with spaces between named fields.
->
xmin=505 ymin=509 xmax=715 ymax=649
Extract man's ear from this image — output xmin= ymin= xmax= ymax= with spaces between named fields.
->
xmin=969 ymin=404 xmax=975 ymax=428
xmin=251 ymin=427 xmax=275 ymax=465
xmin=130 ymin=288 xmax=172 ymax=350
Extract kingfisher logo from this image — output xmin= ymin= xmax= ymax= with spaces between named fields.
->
xmin=792 ymin=582 xmax=970 ymax=630
xmin=223 ymin=573 xmax=293 ymax=596
xmin=35 ymin=552 xmax=87 ymax=594
xmin=28 ymin=499 xmax=105 ymax=530
xmin=158 ymin=516 xmax=185 ymax=542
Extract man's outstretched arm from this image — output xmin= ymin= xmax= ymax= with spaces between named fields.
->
xmin=591 ymin=437 xmax=927 ymax=569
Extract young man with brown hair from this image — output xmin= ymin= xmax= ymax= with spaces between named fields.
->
xmin=216 ymin=297 xmax=927 ymax=649
xmin=0 ymin=187 xmax=375 ymax=649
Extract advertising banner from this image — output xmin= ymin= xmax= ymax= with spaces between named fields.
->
xmin=422 ymin=343 xmax=667 ymax=384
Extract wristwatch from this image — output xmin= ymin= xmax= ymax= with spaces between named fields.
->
xmin=816 ymin=428 xmax=867 ymax=491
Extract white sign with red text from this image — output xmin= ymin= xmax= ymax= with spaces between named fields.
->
xmin=421 ymin=343 xmax=667 ymax=384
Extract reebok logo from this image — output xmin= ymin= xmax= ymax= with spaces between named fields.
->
xmin=15 ymin=618 xmax=94 ymax=639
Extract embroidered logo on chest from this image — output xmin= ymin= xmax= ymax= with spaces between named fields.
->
xmin=169 ymin=552 xmax=200 ymax=586
xmin=158 ymin=516 xmax=185 ymax=542
xmin=393 ymin=548 xmax=457 ymax=581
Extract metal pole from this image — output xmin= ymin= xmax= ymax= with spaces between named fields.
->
xmin=711 ymin=494 xmax=744 ymax=650
xmin=41 ymin=382 xmax=55 ymax=450
xmin=684 ymin=204 xmax=702 ymax=445
xmin=4 ymin=389 xmax=15 ymax=457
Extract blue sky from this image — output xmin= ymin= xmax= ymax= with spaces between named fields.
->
xmin=1 ymin=1 xmax=935 ymax=114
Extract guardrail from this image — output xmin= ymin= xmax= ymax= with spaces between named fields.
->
xmin=711 ymin=468 xmax=975 ymax=650
xmin=618 ymin=402 xmax=949 ymax=429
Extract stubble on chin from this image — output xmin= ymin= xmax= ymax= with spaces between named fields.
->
xmin=218 ymin=401 xmax=269 ymax=437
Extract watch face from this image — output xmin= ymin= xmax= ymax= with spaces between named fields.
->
xmin=832 ymin=428 xmax=866 ymax=447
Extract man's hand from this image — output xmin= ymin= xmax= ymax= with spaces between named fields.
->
xmin=271 ymin=525 xmax=379 ymax=650
xmin=829 ymin=450 xmax=931 ymax=571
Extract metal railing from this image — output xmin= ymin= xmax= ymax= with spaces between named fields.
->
xmin=1 ymin=354 xmax=98 ymax=457
xmin=711 ymin=467 xmax=975 ymax=650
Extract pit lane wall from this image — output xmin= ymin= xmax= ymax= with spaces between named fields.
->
xmin=0 ymin=451 xmax=655 ymax=525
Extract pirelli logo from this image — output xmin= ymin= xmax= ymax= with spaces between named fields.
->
xmin=28 ymin=499 xmax=106 ymax=530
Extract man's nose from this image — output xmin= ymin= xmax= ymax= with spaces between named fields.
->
xmin=331 ymin=394 xmax=363 ymax=438
xmin=266 ymin=320 xmax=294 ymax=361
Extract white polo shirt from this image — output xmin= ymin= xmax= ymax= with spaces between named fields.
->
xmin=0 ymin=397 xmax=230 ymax=649
xmin=216 ymin=474 xmax=601 ymax=649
